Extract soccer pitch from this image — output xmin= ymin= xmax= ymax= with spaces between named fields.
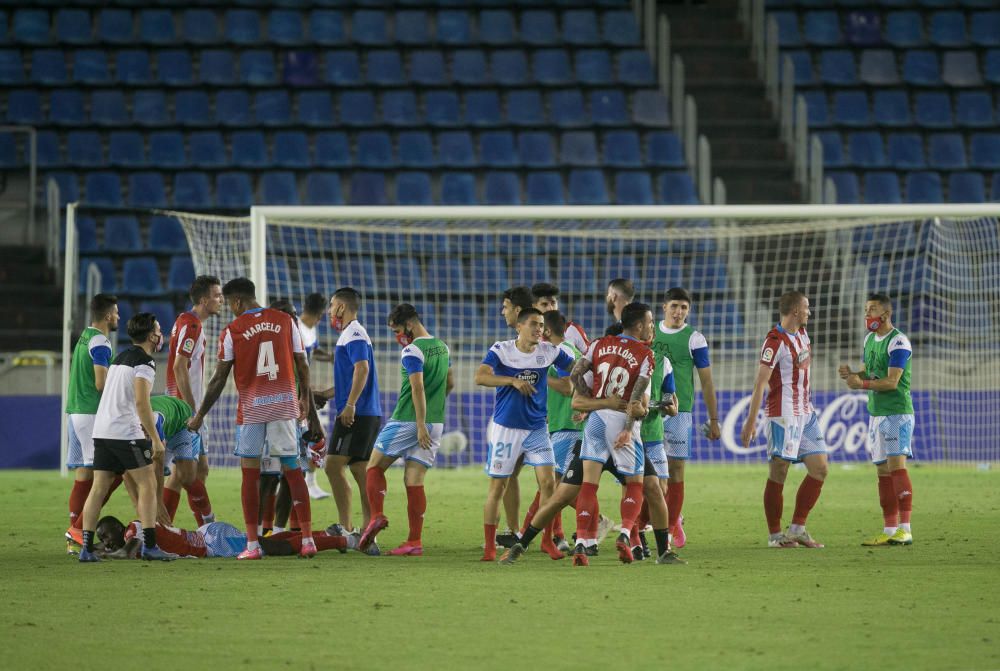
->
xmin=3 ymin=466 xmax=998 ymax=670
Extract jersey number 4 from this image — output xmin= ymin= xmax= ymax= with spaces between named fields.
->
xmin=596 ymin=362 xmax=629 ymax=397
xmin=256 ymin=341 xmax=279 ymax=381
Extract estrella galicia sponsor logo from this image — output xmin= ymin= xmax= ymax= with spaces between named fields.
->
xmin=517 ymin=370 xmax=540 ymax=387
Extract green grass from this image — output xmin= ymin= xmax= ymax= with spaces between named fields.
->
xmin=3 ymin=465 xmax=999 ymax=670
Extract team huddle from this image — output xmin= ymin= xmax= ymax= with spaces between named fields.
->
xmin=63 ymin=273 xmax=917 ymax=564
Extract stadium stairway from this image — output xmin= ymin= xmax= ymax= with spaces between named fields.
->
xmin=0 ymin=245 xmax=61 ymax=351
xmin=665 ymin=0 xmax=803 ymax=203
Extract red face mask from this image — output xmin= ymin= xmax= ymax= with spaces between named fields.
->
xmin=330 ymin=314 xmax=345 ymax=331
xmin=865 ymin=316 xmax=883 ymax=332
xmin=396 ymin=331 xmax=413 ymax=347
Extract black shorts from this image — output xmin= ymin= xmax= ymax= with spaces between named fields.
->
xmin=93 ymin=437 xmax=153 ymax=474
xmin=328 ymin=415 xmax=382 ymax=464
xmin=561 ymin=440 xmax=655 ymax=485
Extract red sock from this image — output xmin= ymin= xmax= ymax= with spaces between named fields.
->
xmin=405 ymin=485 xmax=426 ymax=543
xmin=283 ymin=468 xmax=313 ymax=538
xmin=620 ymin=482 xmax=644 ymax=533
xmin=483 ymin=523 xmax=497 ymax=557
xmin=240 ymin=467 xmax=260 ymax=542
xmin=313 ymin=534 xmax=347 ymax=552
xmin=262 ymin=492 xmax=276 ymax=529
xmin=791 ymin=475 xmax=824 ymax=526
xmin=588 ymin=500 xmax=601 ymax=537
xmin=552 ymin=509 xmax=564 ymax=539
xmin=763 ymin=479 xmax=784 ymax=534
xmin=575 ymin=482 xmax=599 ymax=540
xmin=289 ymin=507 xmax=299 ymax=530
xmin=891 ymin=468 xmax=913 ymax=524
xmin=185 ymin=479 xmax=212 ymax=526
xmin=667 ymin=481 xmax=685 ymax=528
xmin=69 ymin=479 xmax=93 ymax=529
xmin=636 ymin=499 xmax=650 ymax=531
xmin=629 ymin=525 xmax=641 ymax=547
xmin=520 ymin=491 xmax=541 ymax=536
xmin=102 ymin=475 xmax=123 ymax=505
xmin=366 ymin=467 xmax=387 ymax=517
xmin=162 ymin=487 xmax=181 ymax=521
xmin=877 ymin=475 xmax=898 ymax=527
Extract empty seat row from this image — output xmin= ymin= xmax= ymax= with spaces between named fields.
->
xmin=774 ymin=9 xmax=1000 ymax=47
xmin=803 ymin=89 xmax=998 ymax=127
xmin=0 ymin=48 xmax=658 ymax=88
xmin=828 ymin=169 xmax=1000 ymax=203
xmin=47 ymin=169 xmax=700 ymax=208
xmin=77 ymin=255 xmax=192 ymax=297
xmin=816 ymin=130 xmax=1000 ymax=169
xmin=787 ymin=49 xmax=1000 ymax=87
xmin=767 ymin=0 xmax=998 ymax=8
xmin=75 ymin=215 xmax=188 ymax=254
xmin=7 ymin=8 xmax=642 ymax=48
xmin=4 ymin=88 xmax=671 ymax=129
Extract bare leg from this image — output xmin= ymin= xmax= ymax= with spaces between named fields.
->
xmin=324 ymin=455 xmax=353 ymax=529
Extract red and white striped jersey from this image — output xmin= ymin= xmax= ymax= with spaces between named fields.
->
xmin=759 ymin=325 xmax=812 ymax=417
xmin=218 ymin=307 xmax=303 ymax=425
xmin=585 ymin=335 xmax=654 ymax=403
xmin=166 ymin=311 xmax=206 ymax=407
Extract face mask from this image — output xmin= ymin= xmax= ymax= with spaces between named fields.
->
xmin=865 ymin=315 xmax=883 ymax=332
xmin=395 ymin=330 xmax=413 ymax=347
xmin=330 ymin=313 xmax=345 ymax=331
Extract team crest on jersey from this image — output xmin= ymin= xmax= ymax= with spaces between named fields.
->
xmin=517 ymin=370 xmax=540 ymax=386
xmin=761 ymin=347 xmax=775 ymax=363
xmin=536 ymin=356 xmax=544 ymax=365
xmin=493 ymin=460 xmax=503 ymax=471
xmin=182 ymin=338 xmax=195 ymax=354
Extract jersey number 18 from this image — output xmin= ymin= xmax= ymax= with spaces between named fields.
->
xmin=596 ymin=362 xmax=629 ymax=397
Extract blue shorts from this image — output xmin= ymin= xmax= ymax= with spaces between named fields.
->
xmin=166 ymin=429 xmax=199 ymax=462
xmin=766 ymin=413 xmax=827 ymax=463
xmin=193 ymin=432 xmax=206 ymax=457
xmin=663 ymin=411 xmax=693 ymax=460
xmin=580 ymin=410 xmax=644 ymax=477
xmin=375 ymin=420 xmax=442 ymax=468
xmin=867 ymin=414 xmax=914 ymax=464
xmin=643 ymin=441 xmax=669 ymax=479
xmin=550 ymin=430 xmax=580 ymax=475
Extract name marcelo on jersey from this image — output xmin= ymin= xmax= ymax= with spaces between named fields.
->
xmin=596 ymin=344 xmax=639 ymax=368
xmin=242 ymin=322 xmax=282 ymax=340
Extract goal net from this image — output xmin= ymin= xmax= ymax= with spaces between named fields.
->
xmin=153 ymin=205 xmax=1000 ymax=468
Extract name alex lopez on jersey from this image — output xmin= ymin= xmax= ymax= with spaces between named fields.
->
xmin=596 ymin=343 xmax=640 ymax=368
xmin=241 ymin=322 xmax=283 ymax=341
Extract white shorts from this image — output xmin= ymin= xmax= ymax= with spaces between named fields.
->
xmin=67 ymin=414 xmax=96 ymax=469
xmin=663 ymin=411 xmax=693 ymax=460
xmin=580 ymin=410 xmax=644 ymax=477
xmin=867 ymin=414 xmax=915 ymax=464
xmin=766 ymin=413 xmax=827 ymax=463
xmin=485 ymin=422 xmax=554 ymax=478
xmin=643 ymin=441 xmax=669 ymax=479
xmin=234 ymin=419 xmax=298 ymax=459
xmin=550 ymin=430 xmax=580 ymax=475
xmin=261 ymin=426 xmax=311 ymax=474
xmin=375 ymin=420 xmax=443 ymax=468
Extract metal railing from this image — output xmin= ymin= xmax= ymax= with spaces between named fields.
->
xmin=46 ymin=178 xmax=61 ymax=277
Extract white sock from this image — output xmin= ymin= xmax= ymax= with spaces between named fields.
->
xmin=273 ymin=526 xmax=285 ymax=533
xmin=257 ymin=524 xmax=263 ymax=535
xmin=305 ymin=470 xmax=316 ymax=486
xmin=246 ymin=540 xmax=260 ymax=551
xmin=900 ymin=523 xmax=911 ymax=532
xmin=301 ymin=536 xmax=315 ymax=546
xmin=620 ymin=525 xmax=632 ymax=537
xmin=788 ymin=524 xmax=805 ymax=535
xmin=883 ymin=526 xmax=897 ymax=536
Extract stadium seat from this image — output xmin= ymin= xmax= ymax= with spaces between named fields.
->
xmin=929 ymin=11 xmax=967 ymax=47
xmin=833 ymin=91 xmax=871 ymax=126
xmin=507 ymin=90 xmax=544 ymax=126
xmin=265 ymin=259 xmax=292 ymax=296
xmin=603 ymin=11 xmax=641 ymax=46
xmin=480 ymin=131 xmax=518 ymax=168
xmin=240 ymin=51 xmax=276 ymax=85
xmin=232 ymin=131 xmax=268 ymax=168
xmin=139 ymin=301 xmax=175 ymax=331
xmin=438 ymin=132 xmax=475 ymax=167
xmin=67 ymin=131 xmax=103 ymax=168
xmin=987 ymin=50 xmax=1000 ymax=85
xmin=35 ymin=132 xmax=60 ymax=168
xmin=0 ymin=133 xmax=19 ymax=169
xmin=73 ymin=51 xmax=109 ymax=84
xmin=533 ymin=50 xmax=572 ymax=85
xmin=314 ymin=132 xmax=351 ymax=167
xmin=269 ymin=10 xmax=304 ymax=46
xmin=326 ymin=51 xmax=361 ymax=85
xmin=452 ymin=50 xmax=487 ymax=85
xmin=309 ymin=11 xmax=344 ymax=46
xmin=47 ymin=172 xmax=80 ymax=206
xmin=525 ymin=172 xmax=565 ymax=205
xmin=304 ymin=172 xmax=343 ymax=205
xmin=260 ymin=172 xmax=299 ymax=205
xmin=828 ymin=171 xmax=860 ymax=203
xmin=254 ymin=90 xmax=291 ymax=126
xmin=492 ymin=50 xmax=528 ymax=86
xmin=577 ymin=50 xmax=614 ymax=85
xmin=773 ymin=11 xmax=802 ymax=46
xmin=632 ymin=90 xmax=670 ymax=127
xmin=189 ymin=132 xmax=226 ymax=168
xmin=603 ymin=130 xmax=642 ymax=168
xmin=412 ymin=51 xmax=448 ymax=85
xmin=520 ymin=11 xmax=558 ymax=46
xmin=887 ymin=132 xmax=927 ymax=168
xmin=437 ymin=11 xmax=471 ymax=46
xmin=395 ymin=172 xmax=433 ymax=205
xmin=820 ymin=50 xmax=858 ymax=85
xmin=98 ymin=9 xmax=134 ymax=45
xmin=915 ymin=91 xmax=954 ymax=128
xmin=356 ymin=131 xmax=394 ymax=168
xmin=225 ymin=10 xmax=260 ymax=45
xmin=928 ymin=133 xmax=967 ymax=169
xmin=816 ymin=131 xmax=844 ymax=167
xmin=550 ymin=90 xmax=587 ymax=128
xmin=216 ymin=172 xmax=253 ymax=208
xmin=13 ymin=9 xmax=50 ymax=44
xmin=85 ymin=172 xmax=122 ymax=207
xmin=801 ymin=90 xmax=829 ymax=127
xmin=618 ymin=50 xmax=656 ymax=86
xmin=591 ymin=90 xmax=628 ymax=126
xmin=123 ymin=258 xmax=163 ymax=297
xmin=481 ymin=10 xmax=515 ymax=45
xmin=955 ymin=91 xmax=995 ymax=127
xmin=7 ymin=90 xmax=41 ymax=125
xmin=175 ymin=91 xmax=211 ymax=127
xmin=117 ymin=51 xmax=151 ymax=85
xmin=352 ymin=11 xmax=388 ymax=46
xmin=54 ymin=9 xmax=90 ymax=46
xmin=558 ymin=257 xmax=600 ymax=296
xmin=848 ymin=131 xmax=886 ymax=168
xmin=75 ymin=217 xmax=99 ymax=253
xmin=804 ymin=11 xmax=842 ymax=46
xmin=784 ymin=51 xmax=814 ymax=86
xmin=844 ymin=10 xmax=881 ymax=47
xmin=426 ymin=91 xmax=460 ymax=127
xmin=130 ymin=91 xmax=168 ymax=128
xmin=129 ymin=172 xmax=167 ymax=208
xmin=948 ymin=172 xmax=986 ymax=202
xmin=519 ymin=132 xmax=556 ymax=167
xmin=90 ymin=90 xmax=126 ymax=126
xmin=970 ymin=11 xmax=1000 ymax=46
xmin=298 ymin=91 xmax=334 ymax=127
xmin=215 ymin=90 xmax=251 ymax=127
xmin=569 ymin=170 xmax=609 ymax=205
xmin=873 ymin=90 xmax=912 ymax=126
xmin=183 ymin=9 xmax=219 ymax=45
xmin=140 ymin=9 xmax=175 ymax=46
xmin=382 ymin=91 xmax=419 ymax=127
xmin=104 ymin=216 xmax=141 ymax=252
xmin=484 ymin=172 xmax=521 ymax=205
xmin=110 ymin=131 xmax=147 ymax=168
xmin=368 ymin=50 xmax=404 ymax=86
xmin=648 ymin=131 xmax=686 ymax=167
xmin=340 ymin=91 xmax=375 ymax=127
xmin=199 ymin=50 xmax=234 ymax=85
xmin=273 ymin=131 xmax=310 ymax=169
xmin=395 ymin=10 xmax=429 ymax=45
xmin=350 ymin=172 xmax=388 ymax=205
xmin=79 ymin=257 xmax=117 ymax=294
xmin=687 ymin=256 xmax=729 ymax=295
xmin=859 ymin=50 xmax=899 ymax=85
xmin=970 ymin=133 xmax=1000 ymax=169
xmin=660 ymin=172 xmax=700 ymax=204
xmin=614 ymin=172 xmax=654 ymax=204
xmin=560 ymin=131 xmax=599 ymax=167
xmin=885 ymin=12 xmax=924 ymax=47
xmin=173 ymin=172 xmax=211 ymax=209
xmin=148 ymin=216 xmax=188 ymax=254
xmin=564 ymin=10 xmax=600 ymax=45
xmin=942 ymin=51 xmax=982 ymax=86
xmin=31 ymin=50 xmax=66 ymax=85
xmin=903 ymin=51 xmax=941 ymax=86
xmin=465 ymin=91 xmax=502 ymax=127
xmin=863 ymin=172 xmax=903 ymax=203
xmin=167 ymin=256 xmax=195 ymax=292
xmin=905 ymin=171 xmax=943 ymax=202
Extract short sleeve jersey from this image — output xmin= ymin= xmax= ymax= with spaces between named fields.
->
xmin=166 ymin=311 xmax=206 ymax=408
xmin=585 ymin=335 xmax=655 ymax=403
xmin=392 ymin=336 xmax=451 ymax=424
xmin=863 ymin=329 xmax=913 ymax=416
xmin=150 ymin=394 xmax=193 ymax=441
xmin=66 ymin=326 xmax=113 ymax=414
xmin=483 ymin=340 xmax=575 ymax=430
xmin=92 ymin=346 xmax=157 ymax=441
xmin=218 ymin=307 xmax=303 ymax=425
xmin=759 ymin=325 xmax=812 ymax=417
xmin=333 ymin=320 xmax=381 ymax=416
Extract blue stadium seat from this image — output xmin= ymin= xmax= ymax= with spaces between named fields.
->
xmin=885 ymin=12 xmax=923 ymax=47
xmin=466 ymin=256 xmax=510 ymax=296
xmin=873 ymin=90 xmax=911 ymax=126
xmin=784 ymin=51 xmax=814 ymax=86
xmin=368 ymin=50 xmax=404 ymax=85
xmin=240 ymin=51 xmax=276 ymax=85
xmin=168 ymin=256 xmax=195 ymax=292
xmin=618 ymin=50 xmax=656 ymax=86
xmin=383 ymin=255 xmax=425 ymax=292
xmin=859 ymin=50 xmax=899 ymax=85
xmin=138 ymin=303 xmax=176 ymax=333
xmin=225 ymin=10 xmax=260 ymax=45
xmin=49 ymin=90 xmax=84 ymax=125
xmin=519 ymin=132 xmax=556 ymax=167
xmin=632 ymin=90 xmax=670 ymax=126
xmin=336 ymin=258 xmax=376 ymax=293
xmin=560 ymin=131 xmax=599 ymax=167
xmin=550 ymin=90 xmax=587 ymax=128
xmin=569 ymin=170 xmax=609 ymax=205
xmin=265 ymin=259 xmax=292 ymax=296
xmin=85 ymin=172 xmax=122 ymax=207
xmin=54 ymin=9 xmax=90 ymax=45
xmin=577 ymin=50 xmax=613 ymax=85
xmin=254 ymin=90 xmax=291 ymax=126
xmin=903 ymin=51 xmax=941 ymax=86
xmin=91 ymin=90 xmax=126 ymax=127
xmin=603 ymin=10 xmax=641 ymax=46
xmin=231 ymin=130 xmax=268 ymax=168
xmin=833 ymin=90 xmax=870 ymax=126
xmin=970 ymin=11 xmax=1000 ymax=46
xmin=325 ymin=51 xmax=360 ymax=85
xmin=437 ymin=11 xmax=471 ymax=46
xmin=804 ymin=11 xmax=842 ymax=46
xmin=352 ymin=10 xmax=388 ymax=46
xmin=647 ymin=131 xmax=685 ymax=167
xmin=382 ymin=90 xmax=419 ymax=127
xmin=802 ymin=90 xmax=829 ymax=127
xmin=828 ymin=171 xmax=860 ymax=203
xmin=480 ymin=10 xmax=515 ymax=45
xmin=116 ymin=50 xmax=151 ymax=85
xmin=773 ymin=11 xmax=802 ymax=46
xmin=492 ymin=50 xmax=528 ymax=86
xmin=175 ymin=91 xmax=210 ymax=127
xmin=129 ymin=172 xmax=167 ymax=208
xmin=14 ymin=9 xmax=50 ymax=44
xmin=67 ymin=131 xmax=103 ymax=167
xmin=533 ymin=50 xmax=572 ymax=85
xmin=603 ymin=130 xmax=642 ymax=167
xmin=395 ymin=172 xmax=433 ymax=205
xmin=887 ymin=132 xmax=926 ymax=168
xmin=970 ymin=133 xmax=1000 ymax=169
xmin=863 ymin=172 xmax=902 ymax=203
xmin=955 ymin=91 xmax=995 ymax=127
xmin=140 ymin=9 xmax=175 ymax=46
xmin=98 ymin=9 xmax=134 ymax=45
xmin=426 ymin=91 xmax=460 ymax=127
xmin=438 ymin=131 xmax=475 ymax=167
xmin=942 ymin=51 xmax=982 ymax=86
xmin=273 ymin=131 xmax=310 ymax=168
xmin=48 ymin=172 xmax=80 ymax=206
xmin=452 ymin=50 xmax=487 ymax=85
xmin=411 ymin=51 xmax=447 ymax=85
xmin=644 ymin=257 xmax=684 ymax=290
xmin=356 ymin=131 xmax=394 ymax=168
xmin=591 ymin=90 xmax=628 ymax=126
xmin=76 ymin=217 xmax=98 ymax=253
xmin=0 ymin=133 xmax=19 ymax=169
xmin=687 ymin=256 xmax=729 ymax=295
xmin=848 ymin=131 xmax=886 ymax=167
xmin=189 ymin=132 xmax=227 ymax=168
xmin=183 ymin=9 xmax=219 ymax=45
xmin=987 ymin=50 xmax=1000 ymax=85
xmin=817 ymin=130 xmax=844 ymax=167
xmin=304 ymin=172 xmax=343 ymax=205
xmin=173 ymin=172 xmax=211 ymax=209
xmin=820 ymin=50 xmax=858 ymax=85
xmin=948 ymin=172 xmax=985 ymax=202
xmin=269 ymin=10 xmax=305 ymax=46
xmin=484 ymin=172 xmax=521 ymax=205
xmin=260 ymin=172 xmax=299 ymax=205
xmin=199 ymin=50 xmax=233 ymax=85
xmin=845 ymin=10 xmax=882 ymax=47
xmin=906 ymin=172 xmax=943 ymax=203
xmin=31 ymin=50 xmax=67 ymax=84
xmin=7 ymin=90 xmax=41 ymax=124
xmin=395 ymin=10 xmax=429 ymax=45
xmin=314 ymin=132 xmax=351 ymax=167
xmin=216 ymin=90 xmax=251 ymax=126
xmin=297 ymin=91 xmax=334 ymax=127
xmin=216 ymin=172 xmax=253 ymax=208
xmin=507 ymin=90 xmax=544 ymax=126
xmin=521 ymin=11 xmax=558 ymax=46
xmin=929 ymin=11 xmax=967 ymax=47
xmin=480 ymin=131 xmax=518 ymax=168
xmin=0 ymin=50 xmax=23 ymax=84
xmin=35 ymin=132 xmax=60 ymax=168
xmin=104 ymin=216 xmax=141 ymax=252
xmin=465 ymin=91 xmax=502 ymax=127
xmin=993 ymin=174 xmax=1000 ymax=201
xmin=564 ymin=10 xmax=600 ymax=45
xmin=659 ymin=172 xmax=699 ymax=204
xmin=350 ymin=172 xmax=388 ymax=205
xmin=340 ymin=91 xmax=375 ymax=127
xmin=526 ymin=172 xmax=565 ymax=205
xmin=558 ymin=257 xmax=600 ymax=296
xmin=79 ymin=257 xmax=117 ymax=294
xmin=614 ymin=172 xmax=654 ymax=204
xmin=73 ymin=50 xmax=109 ymax=84
xmin=915 ymin=91 xmax=953 ymax=128
xmin=928 ymin=133 xmax=967 ymax=169
xmin=110 ymin=131 xmax=147 ymax=168
xmin=149 ymin=216 xmax=188 ymax=254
